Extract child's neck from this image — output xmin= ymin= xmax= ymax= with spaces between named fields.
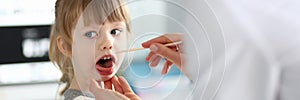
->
xmin=69 ymin=78 xmax=81 ymax=90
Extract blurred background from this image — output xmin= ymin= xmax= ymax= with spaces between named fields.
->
xmin=3 ymin=0 xmax=299 ymax=100
xmin=0 ymin=0 xmax=61 ymax=99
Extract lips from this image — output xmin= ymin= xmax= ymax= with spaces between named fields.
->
xmin=95 ymin=54 xmax=116 ymax=75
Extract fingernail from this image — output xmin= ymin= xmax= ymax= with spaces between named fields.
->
xmin=150 ymin=44 xmax=158 ymax=52
xmin=142 ymin=42 xmax=146 ymax=46
xmin=149 ymin=55 xmax=159 ymax=67
xmin=161 ymin=71 xmax=166 ymax=75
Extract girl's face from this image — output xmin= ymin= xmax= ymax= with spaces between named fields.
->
xmin=72 ymin=16 xmax=127 ymax=90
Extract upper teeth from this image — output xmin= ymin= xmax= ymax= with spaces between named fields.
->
xmin=103 ymin=57 xmax=111 ymax=60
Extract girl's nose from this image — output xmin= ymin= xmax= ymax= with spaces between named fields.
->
xmin=98 ymin=31 xmax=114 ymax=50
xmin=102 ymin=45 xmax=112 ymax=50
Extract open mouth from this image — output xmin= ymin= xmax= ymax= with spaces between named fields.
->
xmin=96 ymin=55 xmax=115 ymax=68
xmin=95 ymin=54 xmax=116 ymax=75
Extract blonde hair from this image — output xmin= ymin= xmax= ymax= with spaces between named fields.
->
xmin=49 ymin=0 xmax=131 ymax=95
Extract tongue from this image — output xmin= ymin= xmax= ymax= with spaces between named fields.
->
xmin=102 ymin=60 xmax=112 ymax=68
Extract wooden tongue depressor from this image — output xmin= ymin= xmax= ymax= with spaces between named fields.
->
xmin=116 ymin=41 xmax=182 ymax=53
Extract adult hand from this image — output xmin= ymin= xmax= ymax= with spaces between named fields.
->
xmin=142 ymin=33 xmax=183 ymax=75
xmin=89 ymin=76 xmax=141 ymax=100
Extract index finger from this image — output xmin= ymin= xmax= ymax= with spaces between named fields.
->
xmin=142 ymin=34 xmax=181 ymax=48
xmin=118 ymin=76 xmax=134 ymax=93
xmin=111 ymin=76 xmax=123 ymax=93
xmin=104 ymin=80 xmax=112 ymax=89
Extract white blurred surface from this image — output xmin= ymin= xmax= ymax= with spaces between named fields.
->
xmin=0 ymin=62 xmax=61 ymax=100
xmin=0 ymin=0 xmax=55 ymax=26
xmin=0 ymin=83 xmax=59 ymax=100
xmin=182 ymin=0 xmax=300 ymax=100
xmin=0 ymin=62 xmax=61 ymax=85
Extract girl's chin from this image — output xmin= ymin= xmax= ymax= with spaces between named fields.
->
xmin=99 ymin=74 xmax=116 ymax=81
xmin=96 ymin=67 xmax=120 ymax=81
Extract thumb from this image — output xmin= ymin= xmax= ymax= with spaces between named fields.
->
xmin=89 ymin=79 xmax=103 ymax=96
xmin=149 ymin=43 xmax=181 ymax=67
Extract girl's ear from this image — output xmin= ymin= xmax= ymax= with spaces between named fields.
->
xmin=57 ymin=36 xmax=72 ymax=58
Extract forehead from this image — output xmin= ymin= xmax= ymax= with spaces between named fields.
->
xmin=75 ymin=17 xmax=125 ymax=30
xmin=84 ymin=17 xmax=126 ymax=26
xmin=81 ymin=0 xmax=128 ymax=26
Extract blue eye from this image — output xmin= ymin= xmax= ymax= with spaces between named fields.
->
xmin=85 ymin=31 xmax=97 ymax=38
xmin=111 ymin=29 xmax=121 ymax=36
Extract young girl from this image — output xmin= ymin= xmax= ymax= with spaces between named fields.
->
xmin=49 ymin=0 xmax=140 ymax=99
